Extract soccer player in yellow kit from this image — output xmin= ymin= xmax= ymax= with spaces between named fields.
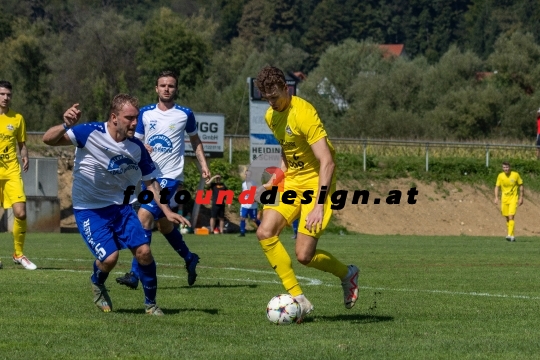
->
xmin=494 ymin=162 xmax=523 ymax=242
xmin=254 ymin=66 xmax=359 ymax=323
xmin=0 ymin=81 xmax=36 ymax=269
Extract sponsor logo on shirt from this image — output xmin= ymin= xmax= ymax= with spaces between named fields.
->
xmin=107 ymin=155 xmax=139 ymax=175
xmin=6 ymin=124 xmax=13 ymax=131
xmin=279 ymin=139 xmax=296 ymax=150
xmin=147 ymin=134 xmax=173 ymax=153
xmin=285 ymin=125 xmax=293 ymax=136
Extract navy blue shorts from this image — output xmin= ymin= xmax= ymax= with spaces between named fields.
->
xmin=139 ymin=178 xmax=181 ymax=220
xmin=240 ymin=208 xmax=258 ymax=219
xmin=74 ymin=204 xmax=149 ymax=261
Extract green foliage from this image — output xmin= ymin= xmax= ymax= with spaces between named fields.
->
xmin=137 ymin=7 xmax=210 ymax=101
xmin=2 ymin=0 xmax=540 ymax=141
xmin=46 ymin=10 xmax=142 ymax=124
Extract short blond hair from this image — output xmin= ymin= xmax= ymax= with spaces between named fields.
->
xmin=109 ymin=94 xmax=139 ymax=116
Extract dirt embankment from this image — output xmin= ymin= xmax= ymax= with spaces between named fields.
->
xmin=45 ymin=149 xmax=540 ymax=237
xmin=334 ymin=179 xmax=540 ymax=237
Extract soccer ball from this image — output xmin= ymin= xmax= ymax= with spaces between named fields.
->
xmin=266 ymin=294 xmax=300 ymax=325
xmin=180 ymin=225 xmax=189 ymax=235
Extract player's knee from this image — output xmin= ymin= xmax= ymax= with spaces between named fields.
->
xmin=256 ymin=225 xmax=276 ymax=240
xmin=158 ymin=220 xmax=174 ymax=234
xmin=14 ymin=211 xmax=26 ymax=220
xmin=296 ymin=253 xmax=313 ymax=265
xmin=12 ymin=205 xmax=26 ymax=219
xmin=100 ymin=252 xmax=119 ymax=271
xmin=135 ymin=245 xmax=153 ymax=265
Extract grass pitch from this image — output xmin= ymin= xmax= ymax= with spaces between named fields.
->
xmin=1 ymin=231 xmax=540 ymax=359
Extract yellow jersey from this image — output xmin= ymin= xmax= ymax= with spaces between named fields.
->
xmin=264 ymin=96 xmax=335 ymax=185
xmin=0 ymin=109 xmax=26 ymax=179
xmin=496 ymin=171 xmax=523 ymax=203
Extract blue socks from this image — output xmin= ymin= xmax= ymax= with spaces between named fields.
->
xmin=129 ymin=229 xmax=153 ymax=281
xmin=138 ymin=260 xmax=158 ymax=305
xmin=240 ymin=218 xmax=260 ymax=234
xmin=91 ymin=260 xmax=109 ymax=285
xmin=164 ymin=227 xmax=192 ymax=262
xmin=240 ymin=219 xmax=246 ymax=234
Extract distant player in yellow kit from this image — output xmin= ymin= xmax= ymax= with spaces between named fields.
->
xmin=494 ymin=162 xmax=523 ymax=242
xmin=254 ymin=66 xmax=359 ymax=323
xmin=0 ymin=80 xmax=36 ymax=269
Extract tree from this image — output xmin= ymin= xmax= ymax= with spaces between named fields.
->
xmin=46 ymin=10 xmax=142 ymax=123
xmin=137 ymin=7 xmax=210 ymax=100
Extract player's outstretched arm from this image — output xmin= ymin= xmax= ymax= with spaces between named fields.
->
xmin=43 ymin=104 xmax=81 ymax=146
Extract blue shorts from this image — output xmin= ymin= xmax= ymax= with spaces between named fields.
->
xmin=240 ymin=208 xmax=258 ymax=219
xmin=139 ymin=178 xmax=181 ymax=220
xmin=74 ymin=204 xmax=149 ymax=261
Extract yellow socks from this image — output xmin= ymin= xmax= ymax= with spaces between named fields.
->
xmin=259 ymin=236 xmax=302 ymax=297
xmin=508 ymin=219 xmax=515 ymax=237
xmin=305 ymin=249 xmax=349 ymax=280
xmin=13 ymin=218 xmax=27 ymax=257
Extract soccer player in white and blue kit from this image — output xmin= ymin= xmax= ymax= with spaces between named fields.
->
xmin=116 ymin=71 xmax=210 ymax=289
xmin=239 ymin=170 xmax=260 ymax=237
xmin=42 ymin=95 xmax=189 ymax=315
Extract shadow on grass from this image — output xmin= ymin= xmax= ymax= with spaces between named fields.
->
xmin=114 ymin=308 xmax=220 ymax=315
xmin=308 ymin=314 xmax=394 ymax=324
xmin=160 ymin=284 xmax=258 ymax=290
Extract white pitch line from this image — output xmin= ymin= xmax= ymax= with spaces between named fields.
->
xmin=16 ymin=257 xmax=540 ymax=300
xmin=359 ymin=286 xmax=540 ymax=300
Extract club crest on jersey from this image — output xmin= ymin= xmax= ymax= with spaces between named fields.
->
xmin=6 ymin=124 xmax=13 ymax=131
xmin=147 ymin=134 xmax=173 ymax=153
xmin=107 ymin=155 xmax=139 ymax=175
xmin=285 ymin=125 xmax=293 ymax=136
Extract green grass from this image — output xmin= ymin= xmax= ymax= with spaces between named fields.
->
xmin=2 ymin=232 xmax=540 ymax=359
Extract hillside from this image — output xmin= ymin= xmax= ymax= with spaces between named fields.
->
xmin=47 ymin=148 xmax=540 ymax=238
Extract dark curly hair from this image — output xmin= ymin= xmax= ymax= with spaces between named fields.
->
xmin=255 ymin=66 xmax=287 ymax=95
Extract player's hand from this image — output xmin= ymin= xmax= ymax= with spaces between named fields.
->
xmin=519 ymin=198 xmax=523 ymax=206
xmin=304 ymin=206 xmax=324 ymax=233
xmin=165 ymin=212 xmax=191 ymax=227
xmin=494 ymin=198 xmax=499 ymax=205
xmin=144 ymin=144 xmax=153 ymax=153
xmin=63 ymin=103 xmax=81 ymax=127
xmin=205 ymin=175 xmax=219 ymax=184
xmin=201 ymin=166 xmax=211 ymax=181
xmin=22 ymin=157 xmax=29 ymax=172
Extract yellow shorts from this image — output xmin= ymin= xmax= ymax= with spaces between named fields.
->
xmin=0 ymin=177 xmax=26 ymax=208
xmin=263 ymin=181 xmax=336 ymax=239
xmin=501 ymin=201 xmax=517 ymax=217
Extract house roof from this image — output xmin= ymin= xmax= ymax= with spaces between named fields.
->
xmin=379 ymin=44 xmax=405 ymax=58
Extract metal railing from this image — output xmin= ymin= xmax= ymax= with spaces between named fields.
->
xmin=28 ymin=132 xmax=537 ymax=171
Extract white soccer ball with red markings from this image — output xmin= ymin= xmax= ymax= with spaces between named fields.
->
xmin=266 ymin=294 xmax=300 ymax=325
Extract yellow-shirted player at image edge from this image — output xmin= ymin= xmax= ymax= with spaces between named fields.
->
xmin=494 ymin=161 xmax=523 ymax=242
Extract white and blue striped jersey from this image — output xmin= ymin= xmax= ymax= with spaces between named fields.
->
xmin=66 ymin=122 xmax=157 ymax=209
xmin=241 ymin=180 xmax=259 ymax=209
xmin=135 ymin=104 xmax=198 ymax=181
